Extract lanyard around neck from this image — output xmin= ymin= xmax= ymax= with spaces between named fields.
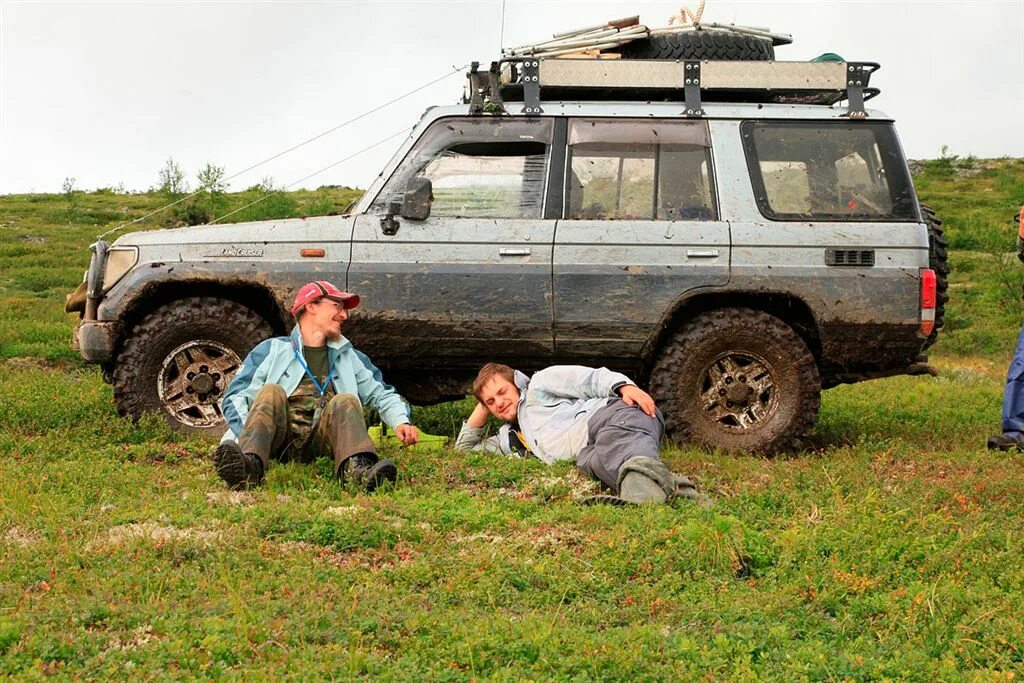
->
xmin=291 ymin=343 xmax=330 ymax=396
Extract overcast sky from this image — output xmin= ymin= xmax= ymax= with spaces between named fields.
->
xmin=1 ymin=0 xmax=1022 ymax=194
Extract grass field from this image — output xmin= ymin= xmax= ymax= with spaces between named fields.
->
xmin=1 ymin=161 xmax=1023 ymax=679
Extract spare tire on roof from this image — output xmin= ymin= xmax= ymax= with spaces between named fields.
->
xmin=619 ymin=30 xmax=774 ymax=61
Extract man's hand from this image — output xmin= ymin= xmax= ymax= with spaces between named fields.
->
xmin=619 ymin=385 xmax=656 ymax=417
xmin=467 ymin=402 xmax=490 ymax=429
xmin=394 ymin=423 xmax=419 ymax=446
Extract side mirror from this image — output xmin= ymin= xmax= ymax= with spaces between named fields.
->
xmin=401 ymin=177 xmax=433 ymax=221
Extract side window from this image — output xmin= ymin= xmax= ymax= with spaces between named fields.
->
xmin=423 ymin=142 xmax=547 ymax=218
xmin=371 ymin=118 xmax=553 ymax=219
xmin=742 ymin=121 xmax=917 ymax=221
xmin=566 ymin=119 xmax=716 ymax=221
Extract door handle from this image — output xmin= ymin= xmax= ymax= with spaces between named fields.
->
xmin=499 ymin=248 xmax=531 ymax=257
xmin=686 ymin=248 xmax=720 ymax=258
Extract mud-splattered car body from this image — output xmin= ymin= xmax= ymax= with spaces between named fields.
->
xmin=71 ymin=98 xmax=943 ymax=451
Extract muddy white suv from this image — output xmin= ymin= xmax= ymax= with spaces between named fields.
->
xmin=68 ymin=31 xmax=948 ymax=453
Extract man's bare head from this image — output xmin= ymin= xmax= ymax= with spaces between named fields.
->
xmin=473 ymin=363 xmax=519 ymax=422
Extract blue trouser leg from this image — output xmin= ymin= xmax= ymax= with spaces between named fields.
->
xmin=575 ymin=401 xmax=665 ymax=492
xmin=1001 ymin=320 xmax=1024 ymax=436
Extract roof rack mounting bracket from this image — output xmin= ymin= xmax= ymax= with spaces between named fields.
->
xmin=521 ymin=60 xmax=543 ymax=116
xmin=468 ymin=62 xmax=506 ymax=116
xmin=683 ymin=60 xmax=704 ymax=117
xmin=467 ymin=62 xmax=484 ymax=114
xmin=844 ymin=62 xmax=879 ymax=118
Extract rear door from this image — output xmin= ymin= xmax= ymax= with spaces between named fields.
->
xmin=553 ymin=118 xmax=730 ymax=362
xmin=348 ymin=117 xmax=556 ymax=369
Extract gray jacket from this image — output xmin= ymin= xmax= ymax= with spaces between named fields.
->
xmin=453 ymin=365 xmax=633 ymax=463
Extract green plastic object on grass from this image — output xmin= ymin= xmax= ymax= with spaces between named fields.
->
xmin=368 ymin=424 xmax=448 ymax=451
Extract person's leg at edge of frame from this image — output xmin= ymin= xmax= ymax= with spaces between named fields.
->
xmin=216 ymin=384 xmax=291 ymax=489
xmin=577 ymin=402 xmax=675 ymax=505
xmin=315 ymin=393 xmax=398 ymax=491
xmin=990 ymin=321 xmax=1024 ymax=451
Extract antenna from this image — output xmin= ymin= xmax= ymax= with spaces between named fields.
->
xmin=499 ymin=0 xmax=507 ymax=52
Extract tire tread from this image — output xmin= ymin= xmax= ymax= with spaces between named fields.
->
xmin=649 ymin=308 xmax=820 ymax=454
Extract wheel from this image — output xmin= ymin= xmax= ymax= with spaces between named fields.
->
xmin=113 ymin=297 xmax=273 ymax=436
xmin=920 ymin=203 xmax=949 ymax=350
xmin=620 ymin=31 xmax=774 ymax=61
xmin=650 ymin=308 xmax=820 ymax=454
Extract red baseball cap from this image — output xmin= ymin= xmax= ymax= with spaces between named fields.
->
xmin=290 ymin=280 xmax=360 ymax=316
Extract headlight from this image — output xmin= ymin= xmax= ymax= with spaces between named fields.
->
xmin=102 ymin=247 xmax=139 ymax=290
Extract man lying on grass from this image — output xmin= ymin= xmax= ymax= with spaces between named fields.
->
xmin=454 ymin=363 xmax=699 ymax=506
xmin=214 ymin=281 xmax=419 ymax=491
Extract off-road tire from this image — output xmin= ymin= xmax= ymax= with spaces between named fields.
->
xmin=650 ymin=308 xmax=820 ymax=454
xmin=620 ymin=31 xmax=774 ymax=61
xmin=112 ymin=297 xmax=273 ymax=436
xmin=920 ymin=203 xmax=949 ymax=350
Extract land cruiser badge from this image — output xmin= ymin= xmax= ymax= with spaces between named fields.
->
xmin=204 ymin=246 xmax=265 ymax=258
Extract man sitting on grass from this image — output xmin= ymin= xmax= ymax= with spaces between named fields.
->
xmin=214 ymin=281 xmax=419 ymax=491
xmin=454 ymin=363 xmax=699 ymax=506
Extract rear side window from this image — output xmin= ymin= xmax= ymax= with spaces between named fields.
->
xmin=741 ymin=121 xmax=917 ymax=221
xmin=566 ymin=119 xmax=717 ymax=221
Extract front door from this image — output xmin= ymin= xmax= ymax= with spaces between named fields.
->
xmin=348 ymin=116 xmax=556 ymax=371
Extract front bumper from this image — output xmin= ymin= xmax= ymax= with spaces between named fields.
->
xmin=75 ymin=321 xmax=118 ymax=363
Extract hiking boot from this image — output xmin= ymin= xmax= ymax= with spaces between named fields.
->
xmin=672 ymin=473 xmax=698 ymax=499
xmin=214 ymin=442 xmax=264 ymax=490
xmin=340 ymin=453 xmax=397 ymax=492
xmin=619 ymin=471 xmax=668 ymax=505
xmin=987 ymin=433 xmax=1024 ymax=451
xmin=671 ymin=473 xmax=715 ymax=508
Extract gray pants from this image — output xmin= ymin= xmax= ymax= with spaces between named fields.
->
xmin=575 ymin=400 xmax=666 ymax=493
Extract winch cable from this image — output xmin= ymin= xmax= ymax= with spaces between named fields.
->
xmin=207 ymin=127 xmax=413 ymax=225
xmin=97 ymin=63 xmax=469 ymax=240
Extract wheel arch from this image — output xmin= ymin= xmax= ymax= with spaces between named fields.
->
xmin=639 ymin=289 xmax=823 ymax=382
xmin=112 ymin=280 xmax=289 ymax=360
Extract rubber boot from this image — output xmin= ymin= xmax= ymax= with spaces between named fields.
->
xmin=340 ymin=453 xmax=397 ymax=492
xmin=672 ymin=474 xmax=700 ymax=500
xmin=214 ymin=442 xmax=264 ymax=490
xmin=618 ymin=471 xmax=668 ymax=505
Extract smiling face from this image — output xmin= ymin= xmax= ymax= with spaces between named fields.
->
xmin=305 ymin=298 xmax=349 ymax=341
xmin=478 ymin=375 xmax=520 ymax=422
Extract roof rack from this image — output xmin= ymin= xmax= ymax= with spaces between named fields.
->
xmin=466 ymin=58 xmax=880 ymax=118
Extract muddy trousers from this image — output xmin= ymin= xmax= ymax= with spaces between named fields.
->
xmin=237 ymin=384 xmax=375 ymax=475
xmin=575 ymin=401 xmax=666 ymax=493
xmin=1001 ymin=321 xmax=1024 ymax=437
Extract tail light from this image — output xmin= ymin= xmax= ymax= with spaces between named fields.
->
xmin=920 ymin=268 xmax=937 ymax=336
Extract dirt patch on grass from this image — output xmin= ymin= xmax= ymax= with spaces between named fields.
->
xmin=324 ymin=505 xmax=361 ymax=518
xmin=90 ymin=523 xmax=222 ymax=550
xmin=2 ymin=357 xmax=60 ymax=371
xmin=102 ymin=625 xmax=159 ymax=654
xmin=932 ymin=356 xmax=1004 ymax=381
xmin=3 ymin=525 xmax=43 ymax=547
xmin=496 ymin=469 xmax=602 ymax=502
xmin=206 ymin=491 xmax=255 ymax=507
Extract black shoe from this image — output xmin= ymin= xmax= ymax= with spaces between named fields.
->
xmin=581 ymin=494 xmax=632 ymax=507
xmin=987 ymin=433 xmax=1024 ymax=451
xmin=340 ymin=453 xmax=397 ymax=492
xmin=214 ymin=442 xmax=264 ymax=490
